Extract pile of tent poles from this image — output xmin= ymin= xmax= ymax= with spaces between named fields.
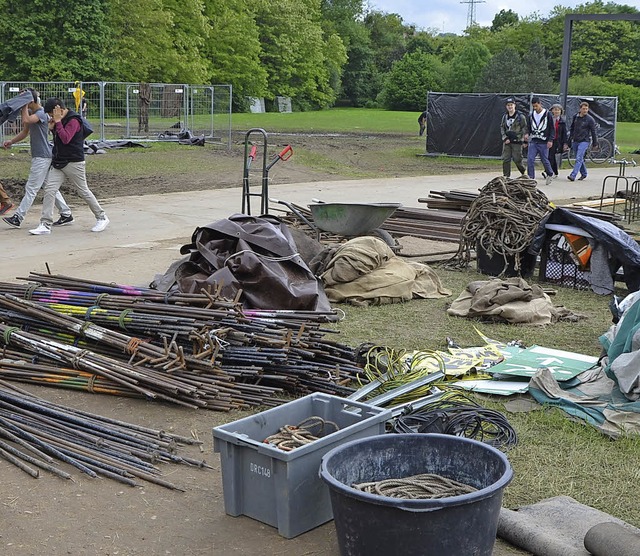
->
xmin=0 ymin=379 xmax=207 ymax=488
xmin=0 ymin=274 xmax=364 ymax=411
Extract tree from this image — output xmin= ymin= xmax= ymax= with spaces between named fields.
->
xmin=338 ymin=22 xmax=381 ymax=106
xmin=254 ymin=0 xmax=339 ymax=109
xmin=491 ymin=9 xmax=519 ymax=32
xmin=380 ymin=51 xmax=445 ymax=110
xmin=445 ymin=41 xmax=491 ymax=92
xmin=474 ymin=48 xmax=527 ymax=92
xmin=160 ymin=0 xmax=211 ymax=83
xmin=364 ymin=11 xmax=410 ymax=73
xmin=0 ymin=0 xmax=111 ymax=80
xmin=204 ymin=0 xmax=268 ymax=109
xmin=106 ymin=0 xmax=176 ymax=82
xmin=521 ymin=40 xmax=555 ymax=93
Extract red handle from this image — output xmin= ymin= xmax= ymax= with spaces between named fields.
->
xmin=249 ymin=144 xmax=257 ymax=161
xmin=278 ymin=144 xmax=293 ymax=161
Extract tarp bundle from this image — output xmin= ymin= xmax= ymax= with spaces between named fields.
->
xmin=170 ymin=214 xmax=332 ymax=311
xmin=311 ymin=236 xmax=451 ymax=306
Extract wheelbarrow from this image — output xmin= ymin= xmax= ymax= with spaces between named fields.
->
xmin=271 ymin=198 xmax=401 ymax=250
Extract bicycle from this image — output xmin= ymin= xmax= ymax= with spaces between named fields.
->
xmin=562 ymin=136 xmax=614 ymax=168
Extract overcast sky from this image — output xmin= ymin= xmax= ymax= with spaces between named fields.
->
xmin=367 ymin=1 xmax=640 ymax=35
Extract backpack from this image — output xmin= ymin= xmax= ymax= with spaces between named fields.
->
xmin=81 ymin=117 xmax=93 ymax=139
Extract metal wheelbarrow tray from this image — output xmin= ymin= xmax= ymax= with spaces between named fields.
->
xmin=308 ymin=202 xmax=402 ymax=236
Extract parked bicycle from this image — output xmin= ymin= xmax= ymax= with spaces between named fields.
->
xmin=562 ymin=136 xmax=614 ymax=167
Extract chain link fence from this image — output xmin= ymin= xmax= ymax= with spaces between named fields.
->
xmin=0 ymin=81 xmax=232 ymax=148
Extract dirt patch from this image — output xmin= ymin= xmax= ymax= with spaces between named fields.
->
xmin=2 ymin=132 xmax=492 ymax=204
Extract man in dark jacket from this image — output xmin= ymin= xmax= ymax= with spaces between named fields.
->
xmin=29 ymin=98 xmax=109 ymax=235
xmin=567 ymin=101 xmax=598 ymax=182
xmin=500 ymin=97 xmax=527 ymax=178
xmin=526 ymin=97 xmax=554 ymax=185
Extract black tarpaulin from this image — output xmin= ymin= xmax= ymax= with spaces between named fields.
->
xmin=174 ymin=214 xmax=332 ymax=311
xmin=426 ymin=92 xmax=617 ymax=158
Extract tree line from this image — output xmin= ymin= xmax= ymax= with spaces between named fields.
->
xmin=1 ymin=0 xmax=639 ymax=120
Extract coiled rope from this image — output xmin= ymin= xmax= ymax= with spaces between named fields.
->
xmin=263 ymin=416 xmax=339 ymax=451
xmin=353 ymin=473 xmax=477 ymax=499
xmin=447 ymin=176 xmax=552 ymax=275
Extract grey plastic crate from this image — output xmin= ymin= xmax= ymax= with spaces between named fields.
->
xmin=213 ymin=392 xmax=391 ymax=538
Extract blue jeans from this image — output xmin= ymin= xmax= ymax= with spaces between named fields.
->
xmin=570 ymin=142 xmax=589 ymax=179
xmin=527 ymin=141 xmax=553 ymax=178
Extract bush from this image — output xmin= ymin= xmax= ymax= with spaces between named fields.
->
xmin=379 ymin=52 xmax=446 ymax=111
xmin=570 ymin=75 xmax=640 ymax=122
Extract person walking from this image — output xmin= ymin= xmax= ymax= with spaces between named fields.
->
xmin=0 ymin=182 xmax=13 ymax=214
xmin=500 ymin=97 xmax=527 ymax=178
xmin=418 ymin=111 xmax=427 ymax=136
xmin=567 ymin=101 xmax=598 ymax=182
xmin=526 ymin=97 xmax=554 ymax=185
xmin=3 ymin=89 xmax=73 ymax=229
xmin=29 ymin=98 xmax=109 ymax=235
xmin=546 ymin=103 xmax=569 ymax=180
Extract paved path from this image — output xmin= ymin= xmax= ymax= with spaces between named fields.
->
xmin=2 ymin=166 xmax=629 ymax=285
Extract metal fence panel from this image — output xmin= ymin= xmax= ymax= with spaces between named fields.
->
xmin=0 ymin=81 xmax=232 ymax=148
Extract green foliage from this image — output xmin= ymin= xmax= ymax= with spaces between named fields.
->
xmin=364 ymin=11 xmax=409 ymax=73
xmin=491 ymin=9 xmax=519 ymax=32
xmin=204 ymin=0 xmax=268 ymax=107
xmin=160 ymin=0 xmax=211 ymax=83
xmin=0 ymin=0 xmax=111 ymax=80
xmin=569 ymin=75 xmax=640 ymax=122
xmin=337 ymin=22 xmax=381 ymax=107
xmin=520 ymin=40 xmax=555 ymax=93
xmin=445 ymin=40 xmax=491 ymax=92
xmin=474 ymin=48 xmax=527 ymax=93
xmin=105 ymin=0 xmax=175 ymax=82
xmin=380 ymin=52 xmax=445 ymax=110
xmin=255 ymin=0 xmax=338 ymax=109
xmin=1 ymin=0 xmax=640 ymax=118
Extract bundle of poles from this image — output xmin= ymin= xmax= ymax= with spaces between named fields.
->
xmin=0 ymin=379 xmax=208 ymax=489
xmin=0 ymin=274 xmax=364 ymax=411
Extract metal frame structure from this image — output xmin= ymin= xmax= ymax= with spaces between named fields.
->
xmin=0 ymin=81 xmax=232 ymax=149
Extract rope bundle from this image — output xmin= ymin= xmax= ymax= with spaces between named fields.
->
xmin=448 ymin=176 xmax=552 ymax=275
xmin=353 ymin=473 xmax=477 ymax=499
xmin=263 ymin=416 xmax=339 ymax=451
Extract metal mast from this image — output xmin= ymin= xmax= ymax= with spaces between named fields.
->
xmin=460 ymin=0 xmax=486 ymax=29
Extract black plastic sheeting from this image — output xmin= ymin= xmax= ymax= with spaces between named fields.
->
xmin=426 ymin=92 xmax=617 ymax=158
xmin=530 ymin=207 xmax=640 ymax=291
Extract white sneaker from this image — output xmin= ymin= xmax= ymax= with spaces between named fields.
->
xmin=29 ymin=223 xmax=51 ymax=235
xmin=545 ymin=175 xmax=553 ymax=185
xmin=91 ymin=216 xmax=110 ymax=232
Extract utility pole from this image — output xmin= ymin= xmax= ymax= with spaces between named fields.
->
xmin=460 ymin=0 xmax=486 ymax=29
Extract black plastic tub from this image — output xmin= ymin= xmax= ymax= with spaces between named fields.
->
xmin=319 ymin=433 xmax=513 ymax=556
xmin=476 ymin=242 xmax=536 ymax=277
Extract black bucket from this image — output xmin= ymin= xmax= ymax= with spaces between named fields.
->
xmin=319 ymin=433 xmax=513 ymax=556
xmin=476 ymin=242 xmax=536 ymax=277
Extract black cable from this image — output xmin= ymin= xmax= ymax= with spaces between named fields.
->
xmin=389 ymin=396 xmax=517 ymax=450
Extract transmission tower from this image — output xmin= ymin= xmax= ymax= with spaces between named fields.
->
xmin=460 ymin=0 xmax=486 ymax=29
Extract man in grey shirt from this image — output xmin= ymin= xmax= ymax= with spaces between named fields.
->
xmin=2 ymin=88 xmax=73 ymax=228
